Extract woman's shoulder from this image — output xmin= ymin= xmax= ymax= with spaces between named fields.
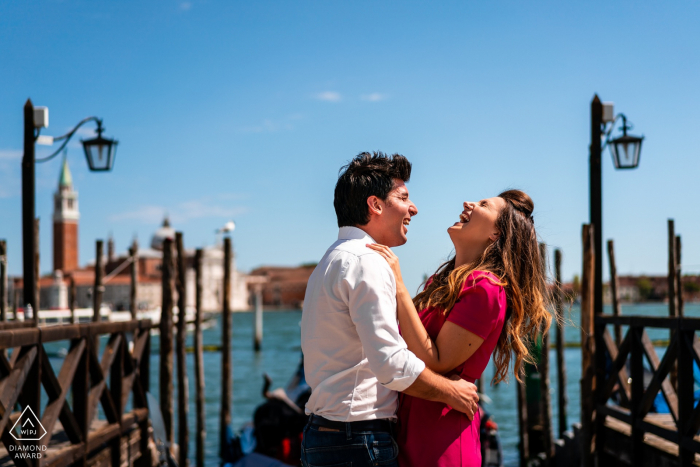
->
xmin=462 ymin=270 xmax=503 ymax=291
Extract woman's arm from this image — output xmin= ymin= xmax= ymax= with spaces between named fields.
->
xmin=368 ymin=244 xmax=485 ymax=374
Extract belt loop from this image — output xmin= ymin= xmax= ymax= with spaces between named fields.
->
xmin=345 ymin=421 xmax=352 ymax=440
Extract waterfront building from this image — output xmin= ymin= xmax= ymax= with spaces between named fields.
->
xmin=13 ymin=161 xmax=250 ymax=312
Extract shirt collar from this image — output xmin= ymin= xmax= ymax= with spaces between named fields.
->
xmin=338 ymin=226 xmax=376 ymax=243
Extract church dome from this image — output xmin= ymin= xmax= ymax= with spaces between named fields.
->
xmin=150 ymin=217 xmax=175 ymax=250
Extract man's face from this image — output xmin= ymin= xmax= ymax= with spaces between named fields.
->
xmin=375 ymin=180 xmax=418 ymax=247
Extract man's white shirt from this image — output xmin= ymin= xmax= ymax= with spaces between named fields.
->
xmin=301 ymin=226 xmax=426 ymax=421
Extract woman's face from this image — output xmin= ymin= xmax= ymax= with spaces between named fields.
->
xmin=447 ymin=196 xmax=507 ymax=251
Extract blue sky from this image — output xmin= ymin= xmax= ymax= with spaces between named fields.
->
xmin=1 ymin=1 xmax=699 ymax=293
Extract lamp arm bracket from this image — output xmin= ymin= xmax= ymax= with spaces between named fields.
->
xmin=34 ymin=116 xmax=102 ymax=163
xmin=602 ymin=113 xmax=629 ymax=149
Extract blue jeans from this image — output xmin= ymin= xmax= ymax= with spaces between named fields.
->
xmin=301 ymin=419 xmax=399 ymax=467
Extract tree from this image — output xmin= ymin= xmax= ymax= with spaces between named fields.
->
xmin=637 ymin=277 xmax=653 ymax=301
xmin=572 ymin=275 xmax=581 ymax=296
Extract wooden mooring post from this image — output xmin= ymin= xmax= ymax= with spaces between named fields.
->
xmin=538 ymin=243 xmax=554 ymax=461
xmin=33 ymin=217 xmax=40 ymax=323
xmin=580 ymin=224 xmax=595 ymax=467
xmin=0 ymin=239 xmax=6 ymax=322
xmin=161 ymin=237 xmax=175 ymax=446
xmin=254 ymin=284 xmax=263 ymax=351
xmin=70 ymin=276 xmax=76 ymax=324
xmin=607 ymin=240 xmax=622 ymax=346
xmin=175 ymin=232 xmax=189 ymax=467
xmin=676 ymin=235 xmax=683 ymax=317
xmin=194 ymin=249 xmax=206 ymax=467
xmin=130 ymin=241 xmax=138 ymax=319
xmin=93 ymin=239 xmax=104 ymax=350
xmin=668 ymin=220 xmax=678 ymax=390
xmin=220 ymin=237 xmax=233 ymax=458
xmin=554 ymin=249 xmax=568 ymax=439
xmin=94 ymin=240 xmax=104 ymax=323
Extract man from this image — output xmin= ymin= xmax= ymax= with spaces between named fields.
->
xmin=300 ymin=152 xmax=480 ymax=467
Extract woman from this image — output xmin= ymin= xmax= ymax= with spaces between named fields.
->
xmin=368 ymin=189 xmax=552 ymax=467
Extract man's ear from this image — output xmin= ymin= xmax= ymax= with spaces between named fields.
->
xmin=367 ymin=196 xmax=383 ymax=216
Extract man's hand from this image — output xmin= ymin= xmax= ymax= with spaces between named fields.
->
xmin=447 ymin=376 xmax=479 ymax=420
xmin=402 ymin=369 xmax=480 ymax=420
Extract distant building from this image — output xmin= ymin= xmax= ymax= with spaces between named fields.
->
xmin=248 ymin=264 xmax=316 ymax=309
xmin=13 ymin=160 xmax=250 ymax=312
xmin=604 ymin=275 xmax=700 ymax=303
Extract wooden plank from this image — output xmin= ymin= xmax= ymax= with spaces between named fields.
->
xmin=86 ymin=337 xmax=120 ymax=425
xmin=86 ymin=423 xmax=121 ymax=452
xmin=2 ymin=429 xmax=32 ymax=467
xmin=0 ymin=346 xmax=37 ymax=434
xmin=0 ymin=321 xmax=35 ymax=331
xmin=0 ymin=328 xmax=40 ymax=349
xmin=160 ymin=238 xmax=174 ymax=445
xmin=175 ymin=232 xmax=189 ymax=467
xmin=640 ymin=331 xmax=679 ymax=422
xmin=597 ymin=403 xmax=632 ymax=425
xmin=40 ymin=325 xmax=81 ymax=343
xmin=40 ymin=339 xmax=85 ymax=446
xmin=600 ymin=329 xmax=632 ymax=404
xmin=637 ymin=333 xmax=679 ymax=423
xmin=40 ymin=442 xmax=85 ymax=467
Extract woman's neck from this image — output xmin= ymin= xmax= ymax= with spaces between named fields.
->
xmin=454 ymin=247 xmax=483 ymax=268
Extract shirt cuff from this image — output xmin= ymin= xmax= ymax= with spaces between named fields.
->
xmin=381 ymin=352 xmax=426 ymax=392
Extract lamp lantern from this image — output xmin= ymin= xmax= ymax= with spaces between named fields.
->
xmin=608 ymin=114 xmax=644 ymax=170
xmin=81 ymin=120 xmax=118 ymax=171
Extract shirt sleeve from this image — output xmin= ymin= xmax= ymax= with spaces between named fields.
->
xmin=446 ymin=275 xmax=503 ymax=340
xmin=343 ymin=253 xmax=425 ymax=392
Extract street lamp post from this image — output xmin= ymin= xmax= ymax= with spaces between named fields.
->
xmin=589 ymin=95 xmax=644 ymax=315
xmin=21 ymin=98 xmax=118 ymax=322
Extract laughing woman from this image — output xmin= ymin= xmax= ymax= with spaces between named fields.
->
xmin=368 ymin=189 xmax=553 ymax=467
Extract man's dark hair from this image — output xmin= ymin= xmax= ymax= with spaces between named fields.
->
xmin=334 ymin=152 xmax=412 ymax=227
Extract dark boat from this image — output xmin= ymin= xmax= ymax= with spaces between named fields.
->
xmin=224 ymin=357 xmax=503 ymax=467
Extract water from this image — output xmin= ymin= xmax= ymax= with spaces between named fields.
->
xmin=43 ymin=303 xmax=700 ymax=466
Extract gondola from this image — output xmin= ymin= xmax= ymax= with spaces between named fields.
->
xmin=224 ymin=357 xmax=503 ymax=467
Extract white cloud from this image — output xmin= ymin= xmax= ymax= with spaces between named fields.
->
xmin=109 ymin=198 xmax=248 ymax=224
xmin=315 ymin=91 xmax=342 ymax=103
xmin=361 ymin=93 xmax=387 ymax=102
xmin=180 ymin=2 xmax=192 ymax=11
xmin=0 ymin=149 xmax=21 ymax=160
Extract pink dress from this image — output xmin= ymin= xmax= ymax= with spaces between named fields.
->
xmin=397 ymin=271 xmax=507 ymax=467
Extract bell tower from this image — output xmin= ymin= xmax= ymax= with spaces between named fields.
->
xmin=53 ymin=156 xmax=79 ymax=273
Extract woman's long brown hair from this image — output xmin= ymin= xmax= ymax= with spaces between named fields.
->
xmin=413 ymin=189 xmax=553 ymax=384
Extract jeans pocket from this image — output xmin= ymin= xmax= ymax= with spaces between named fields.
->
xmin=372 ymin=436 xmax=398 ymax=465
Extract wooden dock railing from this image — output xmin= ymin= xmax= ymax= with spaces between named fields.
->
xmin=0 ymin=319 xmax=153 ymax=467
xmin=594 ymin=315 xmax=700 ymax=467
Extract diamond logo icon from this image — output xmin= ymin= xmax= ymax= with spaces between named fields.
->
xmin=10 ymin=406 xmax=47 ymax=441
